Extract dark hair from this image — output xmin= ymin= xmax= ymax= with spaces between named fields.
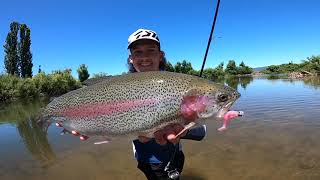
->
xmin=127 ymin=55 xmax=167 ymax=73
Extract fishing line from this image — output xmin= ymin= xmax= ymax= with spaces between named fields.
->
xmin=199 ymin=0 xmax=221 ymax=77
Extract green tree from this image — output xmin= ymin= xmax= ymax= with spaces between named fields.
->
xmin=77 ymin=64 xmax=90 ymax=82
xmin=187 ymin=69 xmax=199 ymax=76
xmin=165 ymin=60 xmax=175 ymax=72
xmin=213 ymin=62 xmax=225 ymax=78
xmin=174 ymin=60 xmax=193 ymax=74
xmin=238 ymin=61 xmax=253 ymax=75
xmin=202 ymin=68 xmax=215 ymax=80
xmin=266 ymin=65 xmax=280 ymax=73
xmin=174 ymin=62 xmax=182 ymax=73
xmin=4 ymin=22 xmax=20 ymax=76
xmin=19 ymin=24 xmax=33 ymax=78
xmin=48 ymin=69 xmax=80 ymax=96
xmin=307 ymin=55 xmax=320 ymax=74
xmin=225 ymin=60 xmax=238 ymax=75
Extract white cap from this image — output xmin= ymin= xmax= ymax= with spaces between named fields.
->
xmin=127 ymin=28 xmax=160 ymax=49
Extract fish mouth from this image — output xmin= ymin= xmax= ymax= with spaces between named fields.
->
xmin=217 ymin=100 xmax=237 ymax=118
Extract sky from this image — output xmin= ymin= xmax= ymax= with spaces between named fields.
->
xmin=0 ymin=0 xmax=319 ymax=77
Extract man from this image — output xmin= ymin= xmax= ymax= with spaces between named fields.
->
xmin=127 ymin=28 xmax=207 ymax=180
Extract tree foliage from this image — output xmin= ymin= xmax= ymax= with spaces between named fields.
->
xmin=225 ymin=60 xmax=238 ymax=75
xmin=77 ymin=64 xmax=90 ymax=82
xmin=238 ymin=61 xmax=253 ymax=75
xmin=303 ymin=55 xmax=320 ymax=74
xmin=174 ymin=60 xmax=193 ymax=74
xmin=260 ymin=55 xmax=320 ymax=75
xmin=33 ymin=69 xmax=81 ymax=97
xmin=4 ymin=22 xmax=20 ymax=76
xmin=212 ymin=62 xmax=225 ymax=79
xmin=164 ymin=60 xmax=175 ymax=72
xmin=3 ymin=22 xmax=33 ymax=77
xmin=201 ymin=68 xmax=215 ymax=80
xmin=266 ymin=65 xmax=280 ymax=73
xmin=19 ymin=24 xmax=33 ymax=78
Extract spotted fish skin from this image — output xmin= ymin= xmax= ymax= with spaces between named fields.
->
xmin=40 ymin=71 xmax=240 ymax=137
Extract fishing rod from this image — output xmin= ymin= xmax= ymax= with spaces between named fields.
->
xmin=199 ymin=0 xmax=221 ymax=77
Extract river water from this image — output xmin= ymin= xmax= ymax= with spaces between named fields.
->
xmin=0 ymin=77 xmax=319 ymax=180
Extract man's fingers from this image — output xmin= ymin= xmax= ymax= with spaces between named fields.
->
xmin=171 ymin=124 xmax=188 ymax=138
xmin=153 ymin=124 xmax=187 ymax=145
xmin=165 ymin=125 xmax=184 ymax=144
xmin=165 ymin=127 xmax=176 ymax=141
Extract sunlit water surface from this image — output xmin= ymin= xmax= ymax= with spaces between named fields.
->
xmin=1 ymin=77 xmax=320 ymax=180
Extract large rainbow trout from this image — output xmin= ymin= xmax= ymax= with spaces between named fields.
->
xmin=38 ymin=71 xmax=241 ymax=142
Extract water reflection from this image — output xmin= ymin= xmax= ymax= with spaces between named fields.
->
xmin=239 ymin=76 xmax=253 ymax=90
xmin=303 ymin=77 xmax=320 ymax=89
xmin=17 ymin=117 xmax=56 ymax=168
xmin=0 ymin=98 xmax=48 ymax=124
xmin=225 ymin=77 xmax=240 ymax=90
xmin=0 ymin=99 xmax=55 ymax=168
xmin=266 ymin=74 xmax=288 ymax=80
xmin=213 ymin=76 xmax=254 ymax=90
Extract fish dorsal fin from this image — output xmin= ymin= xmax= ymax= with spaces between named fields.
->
xmin=82 ymin=75 xmax=119 ymax=86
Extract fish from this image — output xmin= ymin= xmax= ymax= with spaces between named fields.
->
xmin=38 ymin=71 xmax=241 ymax=143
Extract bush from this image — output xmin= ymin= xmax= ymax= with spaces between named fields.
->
xmin=43 ymin=69 xmax=81 ymax=96
xmin=0 ymin=74 xmax=20 ymax=101
xmin=32 ymin=72 xmax=52 ymax=95
xmin=17 ymin=78 xmax=39 ymax=99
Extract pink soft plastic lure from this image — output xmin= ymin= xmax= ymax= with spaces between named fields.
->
xmin=218 ymin=110 xmax=244 ymax=131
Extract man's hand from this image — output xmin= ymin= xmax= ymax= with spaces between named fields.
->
xmin=138 ymin=124 xmax=188 ymax=145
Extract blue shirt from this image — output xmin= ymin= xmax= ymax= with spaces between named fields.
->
xmin=132 ymin=125 xmax=207 ymax=164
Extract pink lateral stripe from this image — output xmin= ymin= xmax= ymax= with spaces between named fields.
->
xmin=59 ymin=98 xmax=158 ymax=119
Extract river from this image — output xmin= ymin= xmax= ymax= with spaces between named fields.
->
xmin=0 ymin=76 xmax=319 ymax=180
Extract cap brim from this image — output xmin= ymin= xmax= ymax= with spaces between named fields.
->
xmin=127 ymin=38 xmax=160 ymax=49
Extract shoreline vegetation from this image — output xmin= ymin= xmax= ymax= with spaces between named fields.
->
xmin=1 ymin=56 xmax=319 ymax=103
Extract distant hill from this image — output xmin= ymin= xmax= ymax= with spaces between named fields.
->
xmin=253 ymin=66 xmax=267 ymax=72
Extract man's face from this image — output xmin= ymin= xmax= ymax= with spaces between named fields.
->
xmin=129 ymin=40 xmax=163 ymax=72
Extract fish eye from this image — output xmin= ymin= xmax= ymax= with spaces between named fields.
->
xmin=218 ymin=94 xmax=228 ymax=102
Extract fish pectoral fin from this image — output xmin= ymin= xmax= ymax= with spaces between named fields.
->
xmin=94 ymin=141 xmax=110 ymax=145
xmin=175 ymin=122 xmax=196 ymax=137
xmin=94 ymin=137 xmax=112 ymax=145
